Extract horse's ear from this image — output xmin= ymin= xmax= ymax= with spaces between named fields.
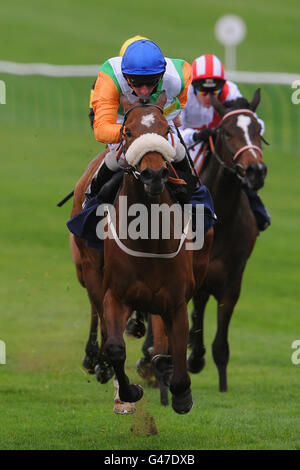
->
xmin=249 ymin=88 xmax=261 ymax=112
xmin=210 ymin=93 xmax=227 ymax=117
xmin=120 ymin=94 xmax=132 ymax=113
xmin=156 ymin=90 xmax=167 ymax=109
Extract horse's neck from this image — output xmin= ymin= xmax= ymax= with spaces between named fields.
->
xmin=203 ymin=149 xmax=243 ymax=221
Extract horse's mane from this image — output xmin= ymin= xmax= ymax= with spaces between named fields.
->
xmin=223 ymin=97 xmax=251 ymax=110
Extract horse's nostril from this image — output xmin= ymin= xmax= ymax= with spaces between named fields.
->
xmin=141 ymin=167 xmax=169 ymax=185
xmin=245 ymin=161 xmax=267 ymax=191
xmin=247 ymin=163 xmax=256 ymax=172
xmin=160 ymin=167 xmax=170 ymax=182
xmin=258 ymin=162 xmax=267 ymax=177
xmin=246 ymin=162 xmax=266 ymax=178
xmin=140 ymin=168 xmax=154 ymax=184
xmin=140 ymin=166 xmax=169 ymax=197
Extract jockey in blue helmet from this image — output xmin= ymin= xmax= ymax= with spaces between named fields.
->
xmin=121 ymin=39 xmax=166 ymax=94
xmin=85 ymin=39 xmax=192 ymax=201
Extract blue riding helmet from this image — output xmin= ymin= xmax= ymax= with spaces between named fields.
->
xmin=121 ymin=40 xmax=166 ymax=75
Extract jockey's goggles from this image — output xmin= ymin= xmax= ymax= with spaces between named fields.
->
xmin=125 ymin=73 xmax=163 ymax=89
xmin=193 ymin=79 xmax=225 ymax=96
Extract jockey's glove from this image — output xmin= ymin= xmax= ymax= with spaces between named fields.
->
xmin=193 ymin=128 xmax=215 ymax=143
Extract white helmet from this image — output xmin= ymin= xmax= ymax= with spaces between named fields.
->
xmin=192 ymin=54 xmax=225 ymax=91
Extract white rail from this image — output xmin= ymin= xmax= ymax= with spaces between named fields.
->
xmin=0 ymin=61 xmax=99 ymax=77
xmin=0 ymin=60 xmax=299 ymax=85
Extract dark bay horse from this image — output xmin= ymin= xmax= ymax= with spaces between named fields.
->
xmin=70 ymin=91 xmax=212 ymax=413
xmin=188 ymin=89 xmax=267 ymax=392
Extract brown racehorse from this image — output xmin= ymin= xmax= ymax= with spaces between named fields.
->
xmin=70 ymin=91 xmax=213 ymax=413
xmin=188 ymin=89 xmax=267 ymax=392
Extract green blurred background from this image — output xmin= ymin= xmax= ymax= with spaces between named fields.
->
xmin=0 ymin=0 xmax=299 ymax=450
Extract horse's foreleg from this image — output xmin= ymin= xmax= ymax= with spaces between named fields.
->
xmin=136 ymin=313 xmax=155 ymax=381
xmin=166 ymin=304 xmax=193 ymax=414
xmin=212 ymin=288 xmax=240 ymax=392
xmin=187 ymin=289 xmax=210 ymax=374
xmin=151 ymin=315 xmax=171 ymax=406
xmin=103 ymin=289 xmax=143 ymax=403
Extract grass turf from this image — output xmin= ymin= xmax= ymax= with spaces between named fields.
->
xmin=0 ymin=0 xmax=300 ymax=451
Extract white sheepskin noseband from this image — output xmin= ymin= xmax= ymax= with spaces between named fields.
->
xmin=125 ymin=133 xmax=176 ymax=167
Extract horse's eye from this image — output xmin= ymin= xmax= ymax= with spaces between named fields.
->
xmin=224 ymin=129 xmax=232 ymax=139
xmin=125 ymin=129 xmax=132 ymax=137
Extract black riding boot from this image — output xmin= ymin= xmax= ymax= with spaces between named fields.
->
xmin=85 ymin=161 xmax=116 ymax=201
xmin=169 ymin=155 xmax=197 ymax=205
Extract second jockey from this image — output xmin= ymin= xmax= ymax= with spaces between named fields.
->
xmin=180 ymin=54 xmax=271 ymax=231
xmin=180 ymin=54 xmax=265 ymax=167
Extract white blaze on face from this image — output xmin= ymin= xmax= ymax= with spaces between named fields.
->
xmin=236 ymin=115 xmax=258 ymax=158
xmin=141 ymin=113 xmax=155 ymax=128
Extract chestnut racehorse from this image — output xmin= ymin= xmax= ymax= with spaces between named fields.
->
xmin=70 ymin=91 xmax=213 ymax=413
xmin=188 ymin=89 xmax=268 ymax=392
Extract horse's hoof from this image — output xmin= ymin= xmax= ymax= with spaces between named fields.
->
xmin=95 ymin=363 xmax=114 ymax=384
xmin=219 ymin=381 xmax=228 ymax=393
xmin=160 ymin=386 xmax=169 ymax=406
xmin=125 ymin=317 xmax=146 ymax=338
xmin=82 ymin=356 xmax=96 ymax=374
xmin=113 ymin=399 xmax=136 ymax=415
xmin=172 ymin=389 xmax=193 ymax=414
xmin=136 ymin=357 xmax=154 ymax=380
xmin=152 ymin=355 xmax=173 ymax=386
xmin=132 ymin=384 xmax=144 ymax=401
xmin=119 ymin=384 xmax=144 ymax=403
xmin=187 ymin=354 xmax=205 ymax=374
xmin=217 ymin=366 xmax=228 ymax=392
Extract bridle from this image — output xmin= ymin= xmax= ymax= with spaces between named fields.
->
xmin=219 ymin=109 xmax=263 ymax=161
xmin=210 ymin=109 xmax=263 ymax=178
xmin=117 ymin=99 xmax=184 ymax=184
xmin=117 ymin=100 xmax=165 ymax=180
xmin=119 ymin=99 xmax=165 ymax=155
